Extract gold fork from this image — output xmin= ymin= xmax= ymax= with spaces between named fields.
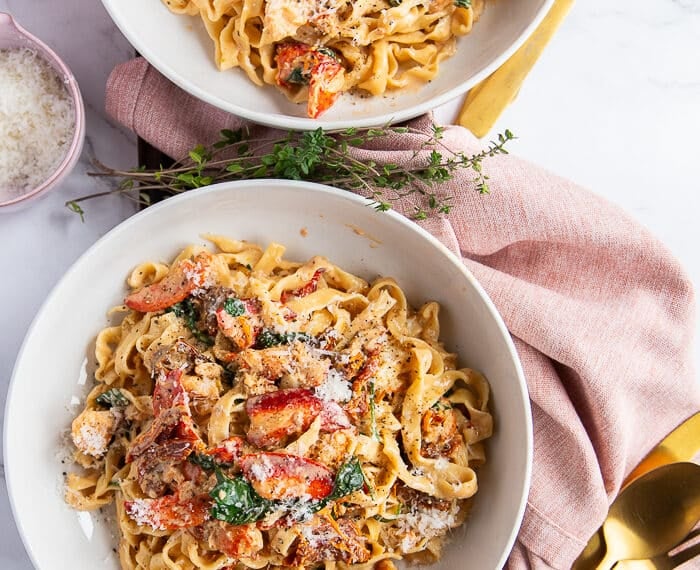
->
xmin=615 ymin=529 xmax=700 ymax=569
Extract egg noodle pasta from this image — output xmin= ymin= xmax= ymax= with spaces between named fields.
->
xmin=160 ymin=0 xmax=484 ymax=117
xmin=66 ymin=236 xmax=493 ymax=570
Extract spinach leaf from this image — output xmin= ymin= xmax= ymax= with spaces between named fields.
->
xmin=209 ymin=457 xmax=366 ymax=524
xmin=302 ymin=456 xmax=367 ymax=515
xmin=166 ymin=298 xmax=214 ymax=346
xmin=256 ymin=329 xmax=311 ymax=349
xmin=167 ymin=301 xmax=187 ymax=319
xmin=167 ymin=299 xmax=197 ymax=328
xmin=210 ymin=472 xmax=273 ymax=525
xmin=224 ymin=297 xmax=246 ymax=317
xmin=95 ymin=388 xmax=128 ymax=408
xmin=328 ymin=456 xmax=365 ymax=501
xmin=316 ymin=47 xmax=338 ymax=60
xmin=188 ymin=452 xmax=226 ymax=471
xmin=287 ymin=67 xmax=308 ymax=85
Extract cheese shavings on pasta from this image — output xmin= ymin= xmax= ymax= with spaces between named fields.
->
xmin=65 ymin=236 xmax=493 ymax=570
xmin=160 ymin=0 xmax=485 ymax=117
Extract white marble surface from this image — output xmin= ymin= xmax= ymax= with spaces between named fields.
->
xmin=1 ymin=0 xmax=698 ymax=567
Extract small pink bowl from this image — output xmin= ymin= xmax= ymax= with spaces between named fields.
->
xmin=0 ymin=12 xmax=85 ymax=212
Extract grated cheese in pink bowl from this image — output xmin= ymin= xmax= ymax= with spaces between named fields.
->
xmin=0 ymin=12 xmax=85 ymax=211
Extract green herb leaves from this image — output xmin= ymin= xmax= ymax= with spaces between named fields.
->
xmin=188 ymin=452 xmax=226 ymax=471
xmin=208 ymin=456 xmax=365 ymax=525
xmin=261 ymin=129 xmax=328 ymax=180
xmin=66 ymin=200 xmax=85 ymax=222
xmin=327 ymin=456 xmax=365 ymax=501
xmin=315 ymin=47 xmax=339 ymax=61
xmin=224 ymin=297 xmax=246 ymax=317
xmin=255 ymin=329 xmax=311 ymax=349
xmin=454 ymin=0 xmax=471 ymax=7
xmin=166 ymin=298 xmax=214 ymax=346
xmin=210 ymin=473 xmax=273 ymax=525
xmin=70 ymin=125 xmax=515 ymax=222
xmin=95 ymin=388 xmax=128 ymax=408
xmin=286 ymin=67 xmax=308 ymax=85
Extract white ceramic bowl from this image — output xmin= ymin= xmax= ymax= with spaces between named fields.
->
xmin=0 ymin=12 xmax=85 ymax=211
xmin=101 ymin=0 xmax=553 ymax=129
xmin=4 ymin=180 xmax=532 ymax=569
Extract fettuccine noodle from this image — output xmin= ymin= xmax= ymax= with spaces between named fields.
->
xmin=161 ymin=0 xmax=485 ymax=117
xmin=65 ymin=236 xmax=493 ymax=569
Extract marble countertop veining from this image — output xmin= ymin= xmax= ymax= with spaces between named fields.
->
xmin=1 ymin=0 xmax=699 ymax=567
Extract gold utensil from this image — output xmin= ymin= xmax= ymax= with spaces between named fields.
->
xmin=623 ymin=412 xmax=700 ymax=488
xmin=616 ymin=531 xmax=700 ymax=570
xmin=575 ymin=412 xmax=700 ymax=568
xmin=457 ymin=0 xmax=575 ymax=138
xmin=574 ymin=528 xmax=606 ymax=570
xmin=572 ymin=462 xmax=700 ymax=570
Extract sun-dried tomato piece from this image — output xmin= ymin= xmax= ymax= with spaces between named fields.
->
xmin=281 ymin=268 xmax=325 ymax=304
xmin=291 ymin=517 xmax=370 ymax=566
xmin=128 ymin=368 xmax=201 ymax=460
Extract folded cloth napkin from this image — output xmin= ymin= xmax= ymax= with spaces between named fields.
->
xmin=106 ymin=58 xmax=700 ymax=569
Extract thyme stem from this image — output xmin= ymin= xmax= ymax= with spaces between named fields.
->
xmin=67 ymin=125 xmax=515 ymax=221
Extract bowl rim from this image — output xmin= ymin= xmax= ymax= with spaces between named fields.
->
xmin=4 ymin=179 xmax=533 ymax=568
xmin=100 ymin=0 xmax=555 ymax=130
xmin=0 ymin=12 xmax=85 ymax=208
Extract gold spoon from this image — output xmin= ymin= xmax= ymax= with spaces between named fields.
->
xmin=576 ymin=413 xmax=700 ymax=568
xmin=572 ymin=462 xmax=700 ymax=570
xmin=622 ymin=413 xmax=700 ymax=488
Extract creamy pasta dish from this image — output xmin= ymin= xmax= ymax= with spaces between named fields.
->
xmin=161 ymin=0 xmax=484 ymax=117
xmin=65 ymin=236 xmax=493 ymax=569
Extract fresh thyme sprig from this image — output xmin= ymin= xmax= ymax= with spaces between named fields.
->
xmin=66 ymin=124 xmax=514 ymax=221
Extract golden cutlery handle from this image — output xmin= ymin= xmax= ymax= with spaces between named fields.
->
xmin=614 ymin=536 xmax=700 ymax=569
xmin=623 ymin=412 xmax=700 ymax=488
xmin=457 ymin=0 xmax=575 ymax=138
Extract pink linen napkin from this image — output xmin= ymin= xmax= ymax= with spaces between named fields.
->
xmin=106 ymin=58 xmax=700 ymax=569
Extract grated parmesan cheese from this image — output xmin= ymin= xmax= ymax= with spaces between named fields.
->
xmin=275 ymin=494 xmax=316 ymax=523
xmin=185 ymin=258 xmax=214 ymax=295
xmin=397 ymin=503 xmax=459 ymax=552
xmin=74 ymin=424 xmax=110 ymax=457
xmin=247 ymin=455 xmax=276 ymax=480
xmin=315 ymin=368 xmax=352 ymax=402
xmin=126 ymin=498 xmax=167 ymax=531
xmin=0 ymin=47 xmax=75 ymax=200
xmin=70 ymin=409 xmax=119 ymax=457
